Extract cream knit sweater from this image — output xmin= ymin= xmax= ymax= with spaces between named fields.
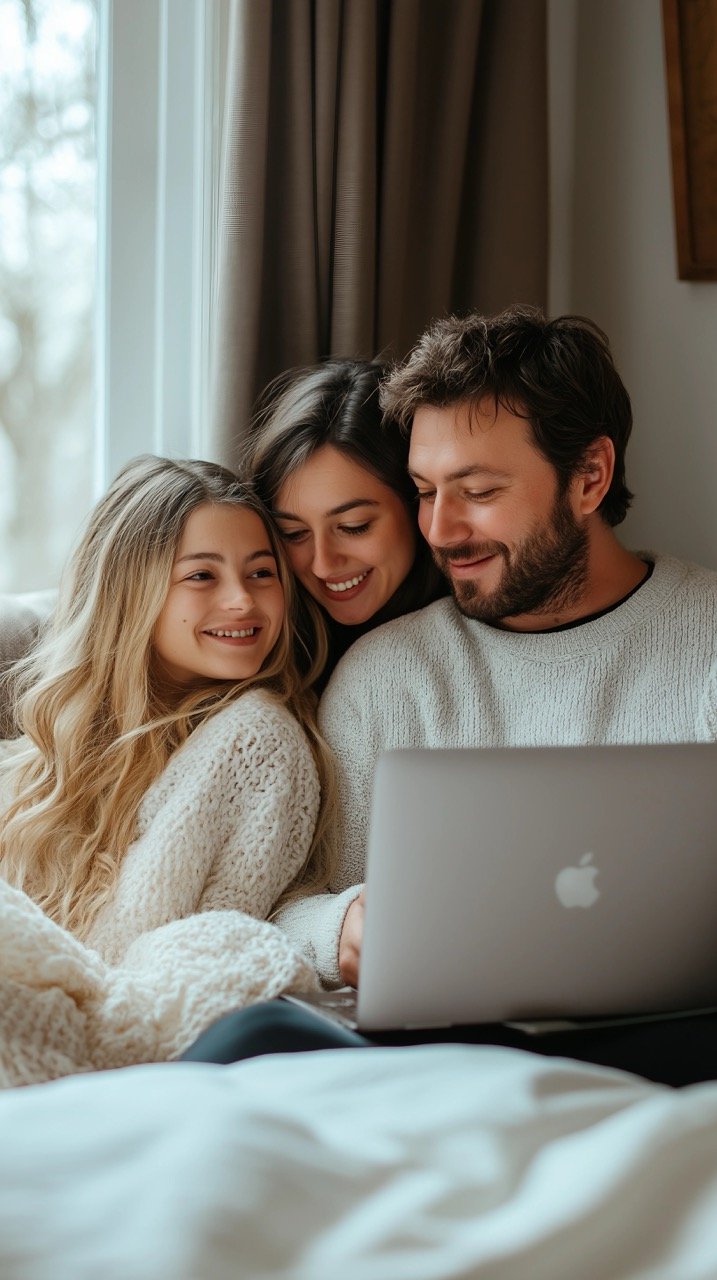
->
xmin=276 ymin=554 xmax=717 ymax=986
xmin=0 ymin=689 xmax=320 ymax=1087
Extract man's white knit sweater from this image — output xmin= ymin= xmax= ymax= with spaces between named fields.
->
xmin=275 ymin=554 xmax=717 ymax=986
xmin=0 ymin=689 xmax=320 ymax=1086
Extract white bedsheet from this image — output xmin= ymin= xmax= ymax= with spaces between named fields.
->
xmin=2 ymin=1044 xmax=717 ymax=1279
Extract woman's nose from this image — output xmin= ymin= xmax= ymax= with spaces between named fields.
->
xmin=310 ymin=535 xmax=346 ymax=579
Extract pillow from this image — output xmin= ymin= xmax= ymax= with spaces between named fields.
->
xmin=0 ymin=591 xmax=57 ymax=738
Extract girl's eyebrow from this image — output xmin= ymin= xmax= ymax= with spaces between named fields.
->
xmin=273 ymin=499 xmax=380 ymax=521
xmin=176 ymin=549 xmax=275 ymax=564
xmin=245 ymin=549 xmax=276 ymax=563
xmin=176 ymin=551 xmax=225 ymax=563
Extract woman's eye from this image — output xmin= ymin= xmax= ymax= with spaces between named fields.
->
xmin=415 ymin=491 xmax=435 ymax=504
xmin=340 ymin=522 xmax=371 ymax=536
xmin=278 ymin=528 xmax=308 ymax=543
xmin=467 ymin=488 xmax=498 ymax=501
xmin=186 ymin=570 xmax=213 ymax=581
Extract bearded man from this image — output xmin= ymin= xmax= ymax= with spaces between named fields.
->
xmin=277 ymin=306 xmax=717 ymax=1015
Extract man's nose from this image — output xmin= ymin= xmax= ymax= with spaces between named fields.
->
xmin=425 ymin=493 xmax=471 ymax=548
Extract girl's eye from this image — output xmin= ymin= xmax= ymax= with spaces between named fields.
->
xmin=340 ymin=522 xmax=371 ymax=536
xmin=186 ymin=570 xmax=213 ymax=581
xmin=249 ymin=567 xmax=275 ymax=580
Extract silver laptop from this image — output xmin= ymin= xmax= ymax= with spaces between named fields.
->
xmin=289 ymin=743 xmax=717 ymax=1033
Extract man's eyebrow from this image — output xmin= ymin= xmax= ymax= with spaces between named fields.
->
xmin=407 ymin=464 xmax=510 ymax=484
xmin=273 ymin=499 xmax=381 ymax=520
xmin=176 ymin=549 xmax=275 ymax=564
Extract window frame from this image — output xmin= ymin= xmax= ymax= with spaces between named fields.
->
xmin=95 ymin=0 xmax=221 ymax=493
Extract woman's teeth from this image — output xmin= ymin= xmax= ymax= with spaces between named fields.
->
xmin=325 ymin=572 xmax=368 ymax=593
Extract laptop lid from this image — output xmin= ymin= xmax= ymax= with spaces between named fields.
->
xmin=356 ymin=743 xmax=717 ymax=1031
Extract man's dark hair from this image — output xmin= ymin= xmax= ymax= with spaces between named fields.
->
xmin=380 ymin=305 xmax=634 ymax=526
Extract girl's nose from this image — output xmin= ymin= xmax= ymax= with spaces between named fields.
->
xmin=224 ymin=580 xmax=256 ymax=610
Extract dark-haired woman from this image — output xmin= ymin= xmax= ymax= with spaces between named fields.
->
xmin=241 ymin=359 xmax=446 ymax=682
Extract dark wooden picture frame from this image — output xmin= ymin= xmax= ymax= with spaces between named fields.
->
xmin=662 ymin=0 xmax=717 ymax=280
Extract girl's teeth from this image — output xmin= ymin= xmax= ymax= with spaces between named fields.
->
xmin=209 ymin=628 xmax=256 ymax=637
xmin=325 ymin=572 xmax=368 ymax=593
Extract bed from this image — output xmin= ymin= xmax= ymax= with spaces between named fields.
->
xmin=3 ymin=597 xmax=717 ymax=1278
xmin=2 ymin=1041 xmax=717 ymax=1279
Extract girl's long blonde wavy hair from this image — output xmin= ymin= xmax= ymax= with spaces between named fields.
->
xmin=0 ymin=455 xmax=336 ymax=938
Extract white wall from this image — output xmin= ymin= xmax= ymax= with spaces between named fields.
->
xmin=550 ymin=0 xmax=717 ymax=568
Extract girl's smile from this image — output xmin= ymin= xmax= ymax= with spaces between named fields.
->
xmin=153 ymin=503 xmax=284 ymax=688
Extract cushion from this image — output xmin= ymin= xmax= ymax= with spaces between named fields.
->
xmin=0 ymin=591 xmax=56 ymax=738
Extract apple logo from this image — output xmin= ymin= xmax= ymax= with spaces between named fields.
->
xmin=554 ymin=853 xmax=601 ymax=909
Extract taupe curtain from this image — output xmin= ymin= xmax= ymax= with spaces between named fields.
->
xmin=210 ymin=0 xmax=548 ymax=465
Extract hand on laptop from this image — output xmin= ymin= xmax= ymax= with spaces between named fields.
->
xmin=339 ymin=889 xmax=365 ymax=988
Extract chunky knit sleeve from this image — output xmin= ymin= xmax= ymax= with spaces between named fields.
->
xmin=86 ymin=691 xmax=320 ymax=965
xmin=194 ymin=697 xmax=320 ymax=921
xmin=0 ymin=878 xmax=319 ymax=1087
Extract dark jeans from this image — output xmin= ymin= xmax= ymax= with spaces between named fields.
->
xmin=179 ymin=998 xmax=717 ymax=1087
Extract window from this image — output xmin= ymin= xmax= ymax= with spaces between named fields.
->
xmin=0 ymin=0 xmax=97 ymax=591
xmin=0 ymin=0 xmax=224 ymax=593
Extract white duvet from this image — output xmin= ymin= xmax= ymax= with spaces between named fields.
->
xmin=2 ymin=1043 xmax=717 ymax=1279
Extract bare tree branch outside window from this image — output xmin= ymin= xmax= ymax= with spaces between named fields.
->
xmin=0 ymin=0 xmax=97 ymax=591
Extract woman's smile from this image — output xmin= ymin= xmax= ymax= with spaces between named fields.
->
xmin=321 ymin=569 xmax=371 ymax=597
xmin=274 ymin=446 xmax=415 ymax=625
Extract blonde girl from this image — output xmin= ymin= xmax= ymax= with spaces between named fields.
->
xmin=0 ymin=455 xmax=335 ymax=1084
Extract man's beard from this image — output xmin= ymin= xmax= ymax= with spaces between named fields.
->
xmin=432 ymin=490 xmax=589 ymax=624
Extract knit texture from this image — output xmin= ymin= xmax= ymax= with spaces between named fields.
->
xmin=276 ymin=554 xmax=717 ymax=985
xmin=0 ymin=689 xmax=320 ymax=1086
